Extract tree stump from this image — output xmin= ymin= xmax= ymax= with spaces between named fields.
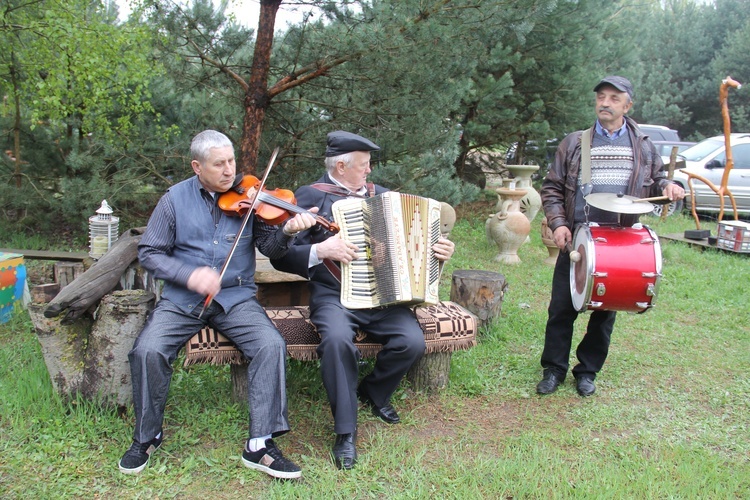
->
xmin=450 ymin=270 xmax=507 ymax=327
xmin=28 ymin=303 xmax=93 ymax=397
xmin=82 ymin=290 xmax=155 ymax=407
xmin=28 ymin=289 xmax=154 ymax=408
xmin=406 ymin=352 xmax=452 ymax=393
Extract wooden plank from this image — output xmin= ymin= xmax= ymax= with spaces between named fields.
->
xmin=255 ymin=256 xmax=307 ymax=284
xmin=31 ymin=283 xmax=61 ymax=303
xmin=0 ymin=248 xmax=88 ymax=261
xmin=54 ymin=262 xmax=85 ymax=288
xmin=659 ymin=233 xmax=749 ymax=255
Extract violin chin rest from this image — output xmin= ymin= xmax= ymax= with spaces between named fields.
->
xmin=231 ymin=174 xmax=246 ymax=193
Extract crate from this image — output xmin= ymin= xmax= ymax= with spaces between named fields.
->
xmin=716 ymin=221 xmax=750 ymax=253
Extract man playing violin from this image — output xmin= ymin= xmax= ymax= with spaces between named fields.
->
xmin=118 ymin=130 xmax=316 ymax=479
xmin=271 ymin=131 xmax=456 ymax=470
xmin=537 ymin=76 xmax=684 ymax=398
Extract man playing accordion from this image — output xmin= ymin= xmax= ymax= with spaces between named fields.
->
xmin=271 ymin=131 xmax=455 ymax=470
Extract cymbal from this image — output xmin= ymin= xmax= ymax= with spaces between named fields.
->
xmin=584 ymin=193 xmax=655 ymax=214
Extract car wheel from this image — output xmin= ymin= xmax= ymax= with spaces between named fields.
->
xmin=651 ymin=198 xmax=683 ymax=217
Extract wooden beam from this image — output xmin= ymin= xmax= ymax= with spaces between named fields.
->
xmin=0 ymin=248 xmax=88 ymax=261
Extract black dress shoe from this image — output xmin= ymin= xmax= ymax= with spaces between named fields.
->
xmin=575 ymin=376 xmax=596 ymax=397
xmin=332 ymin=432 xmax=357 ymax=470
xmin=357 ymin=385 xmax=401 ymax=424
xmin=536 ymin=372 xmax=561 ymax=395
xmin=369 ymin=403 xmax=400 ymax=424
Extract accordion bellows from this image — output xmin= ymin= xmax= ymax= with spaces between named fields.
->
xmin=332 ymin=192 xmax=443 ymax=309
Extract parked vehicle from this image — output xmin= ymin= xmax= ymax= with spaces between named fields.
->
xmin=652 ymin=140 xmax=697 ymax=165
xmin=639 ymin=124 xmax=681 ymax=142
xmin=669 ymin=133 xmax=750 ymax=215
xmin=636 ymin=126 xmax=685 ymax=216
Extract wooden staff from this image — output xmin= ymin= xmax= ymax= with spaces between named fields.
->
xmin=719 ymin=77 xmax=742 ymax=201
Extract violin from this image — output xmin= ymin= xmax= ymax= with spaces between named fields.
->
xmin=218 ymin=175 xmax=339 ymax=233
xmin=200 ymin=148 xmax=330 ymax=319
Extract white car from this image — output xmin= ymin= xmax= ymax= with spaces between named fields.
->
xmin=670 ymin=133 xmax=750 ymax=215
xmin=652 ymin=140 xmax=696 ymax=165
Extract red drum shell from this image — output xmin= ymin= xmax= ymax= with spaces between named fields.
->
xmin=570 ymin=224 xmax=662 ymax=313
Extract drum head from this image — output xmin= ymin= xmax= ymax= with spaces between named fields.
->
xmin=570 ymin=225 xmax=595 ymax=311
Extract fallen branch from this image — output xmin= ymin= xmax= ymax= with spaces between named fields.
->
xmin=43 ymin=227 xmax=145 ymax=323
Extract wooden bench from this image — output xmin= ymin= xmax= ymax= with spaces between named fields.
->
xmin=183 ymin=258 xmax=478 ymax=400
xmin=184 ymin=301 xmax=478 ymax=401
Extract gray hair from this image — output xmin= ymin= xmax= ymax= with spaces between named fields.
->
xmin=325 ymin=152 xmax=353 ymax=173
xmin=191 ymin=130 xmax=233 ymax=163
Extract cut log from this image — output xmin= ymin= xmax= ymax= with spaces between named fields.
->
xmin=449 ymin=269 xmax=507 ymax=327
xmin=44 ymin=227 xmax=145 ymax=323
xmin=29 ymin=290 xmax=154 ymax=407
xmin=406 ymin=351 xmax=452 ymax=393
xmin=28 ymin=303 xmax=94 ymax=397
xmin=82 ymin=290 xmax=155 ymax=407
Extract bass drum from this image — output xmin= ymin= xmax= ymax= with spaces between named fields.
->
xmin=570 ymin=224 xmax=662 ymax=313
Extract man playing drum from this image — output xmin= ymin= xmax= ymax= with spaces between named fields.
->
xmin=537 ymin=75 xmax=685 ymax=397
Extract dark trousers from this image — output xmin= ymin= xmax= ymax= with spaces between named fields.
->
xmin=128 ymin=298 xmax=289 ymax=444
xmin=540 ymin=250 xmax=616 ymax=381
xmin=310 ymin=302 xmax=425 ymax=435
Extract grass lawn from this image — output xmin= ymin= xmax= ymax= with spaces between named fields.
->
xmin=1 ymin=204 xmax=748 ymax=498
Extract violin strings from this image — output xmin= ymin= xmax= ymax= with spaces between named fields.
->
xmin=257 ymin=191 xmax=314 ymax=217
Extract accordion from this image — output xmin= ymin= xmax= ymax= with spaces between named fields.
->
xmin=331 ymin=191 xmax=443 ymax=309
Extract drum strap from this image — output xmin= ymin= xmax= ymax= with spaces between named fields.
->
xmin=580 ymin=127 xmax=594 ymax=185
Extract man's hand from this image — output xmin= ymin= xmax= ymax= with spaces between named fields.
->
xmin=432 ymin=237 xmax=455 ymax=261
xmin=187 ymin=266 xmax=222 ymax=297
xmin=553 ymin=226 xmax=573 ymax=251
xmin=283 ymin=207 xmax=319 ymax=236
xmin=663 ymin=182 xmax=685 ymax=201
xmin=316 ymin=234 xmax=360 ymax=263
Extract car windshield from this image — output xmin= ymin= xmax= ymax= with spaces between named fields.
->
xmin=679 ymin=139 xmax=723 ymax=161
xmin=657 ymin=144 xmax=693 ymax=156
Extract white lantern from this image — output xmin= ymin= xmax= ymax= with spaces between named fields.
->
xmin=89 ymin=200 xmax=119 ymax=259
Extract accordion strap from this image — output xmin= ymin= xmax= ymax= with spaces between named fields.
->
xmin=311 ymin=182 xmax=376 ymax=198
xmin=322 ymin=258 xmax=341 ymax=283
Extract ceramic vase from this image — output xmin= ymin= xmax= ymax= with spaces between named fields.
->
xmin=540 ymin=216 xmax=559 ymax=265
xmin=486 ymin=187 xmax=530 ymax=264
xmin=506 ymin=164 xmax=542 ymax=223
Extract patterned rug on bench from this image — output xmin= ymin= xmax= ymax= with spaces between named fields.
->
xmin=185 ymin=301 xmax=477 ymax=365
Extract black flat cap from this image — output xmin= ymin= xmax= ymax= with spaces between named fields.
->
xmin=326 ymin=131 xmax=380 ymax=157
xmin=594 ymin=75 xmax=634 ymax=99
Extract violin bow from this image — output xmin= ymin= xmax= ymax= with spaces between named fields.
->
xmin=198 ymin=147 xmax=280 ymax=318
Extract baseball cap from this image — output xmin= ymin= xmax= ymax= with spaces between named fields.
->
xmin=593 ymin=76 xmax=634 ymax=99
